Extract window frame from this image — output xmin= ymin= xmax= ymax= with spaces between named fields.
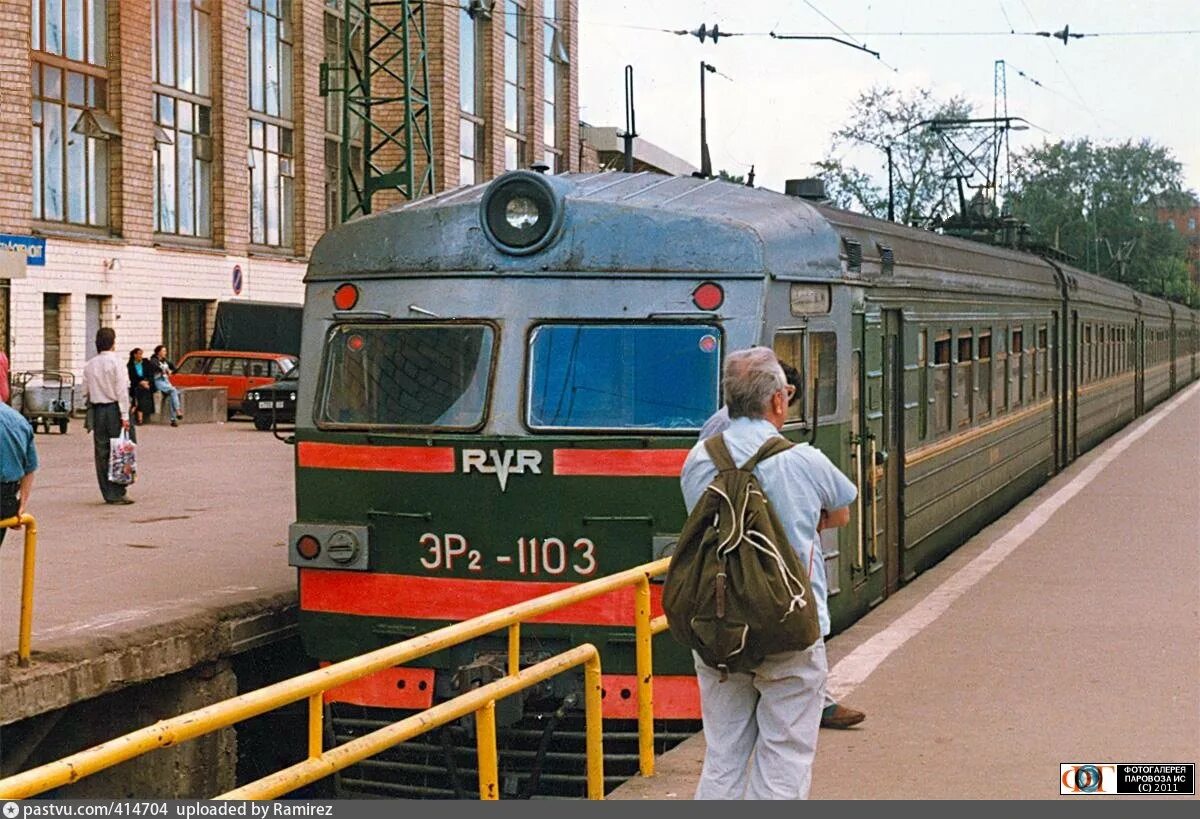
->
xmin=315 ymin=319 xmax=501 ymax=433
xmin=247 ymin=0 xmax=295 ymax=249
xmin=458 ymin=4 xmax=485 ymax=186
xmin=30 ymin=0 xmax=112 ymax=230
xmin=503 ymin=0 xmax=529 ymax=171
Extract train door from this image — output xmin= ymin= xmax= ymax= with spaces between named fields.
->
xmin=1135 ymin=318 xmax=1145 ymax=416
xmin=858 ymin=310 xmax=903 ymax=599
xmin=881 ymin=310 xmax=904 ymax=592
xmin=852 ymin=314 xmax=884 ymax=607
xmin=1052 ymin=311 xmax=1062 ymax=470
xmin=1070 ymin=310 xmax=1080 ymax=458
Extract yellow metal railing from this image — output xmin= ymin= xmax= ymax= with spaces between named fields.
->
xmin=0 ymin=557 xmax=672 ymax=800
xmin=1 ymin=513 xmax=38 ymax=667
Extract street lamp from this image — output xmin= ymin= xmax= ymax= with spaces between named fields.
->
xmin=699 ymin=61 xmax=716 ymax=178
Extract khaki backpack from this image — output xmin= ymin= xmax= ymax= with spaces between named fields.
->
xmin=663 ymin=435 xmax=822 ymax=678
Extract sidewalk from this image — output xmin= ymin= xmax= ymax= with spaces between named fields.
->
xmin=612 ymin=382 xmax=1200 ymax=799
xmin=0 ymin=419 xmax=297 ymax=721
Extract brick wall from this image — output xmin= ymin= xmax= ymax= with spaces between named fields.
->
xmin=295 ymin=0 xmax=327 ymax=257
xmin=109 ymin=0 xmax=154 ymax=244
xmin=213 ymin=0 xmax=250 ymax=254
xmin=0 ymin=0 xmax=32 ymax=232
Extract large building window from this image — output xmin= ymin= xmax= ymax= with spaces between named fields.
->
xmin=153 ymin=1 xmax=213 ymax=238
xmin=503 ymin=0 xmax=527 ymax=171
xmin=31 ymin=0 xmax=111 ymax=228
xmin=458 ymin=6 xmax=484 ymax=186
xmin=542 ymin=0 xmax=567 ymax=172
xmin=323 ymin=0 xmax=362 ymax=228
xmin=248 ymin=0 xmax=294 ymax=248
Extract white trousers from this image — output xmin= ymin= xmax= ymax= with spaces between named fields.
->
xmin=693 ymin=640 xmax=827 ymax=800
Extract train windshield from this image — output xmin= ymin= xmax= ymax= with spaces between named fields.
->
xmin=527 ymin=323 xmax=721 ymax=431
xmin=318 ymin=323 xmax=496 ymax=429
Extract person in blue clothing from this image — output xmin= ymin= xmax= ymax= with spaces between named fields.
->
xmin=696 ymin=353 xmax=867 ymax=731
xmin=0 ymin=399 xmax=38 ymax=545
xmin=682 ymin=348 xmax=858 ymax=799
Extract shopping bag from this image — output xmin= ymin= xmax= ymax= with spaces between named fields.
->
xmin=108 ymin=429 xmax=137 ymax=485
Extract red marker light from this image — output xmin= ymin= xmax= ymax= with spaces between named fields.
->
xmin=333 ymin=283 xmax=359 ymax=311
xmin=296 ymin=535 xmax=321 ymax=560
xmin=692 ymin=282 xmax=724 ymax=311
xmin=347 ymin=334 xmax=365 ymax=352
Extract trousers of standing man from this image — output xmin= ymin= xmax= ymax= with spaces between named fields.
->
xmin=692 ymin=640 xmax=828 ymax=800
xmin=91 ymin=402 xmax=136 ymax=502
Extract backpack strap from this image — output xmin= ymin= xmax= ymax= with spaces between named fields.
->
xmin=703 ymin=434 xmax=738 ymax=473
xmin=741 ymin=436 xmax=795 ymax=472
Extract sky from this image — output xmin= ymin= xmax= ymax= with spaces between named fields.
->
xmin=577 ymin=0 xmax=1200 ymax=196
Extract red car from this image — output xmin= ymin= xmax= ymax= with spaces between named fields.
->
xmin=172 ymin=350 xmax=298 ymax=418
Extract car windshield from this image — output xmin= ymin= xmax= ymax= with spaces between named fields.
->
xmin=527 ymin=323 xmax=721 ymax=431
xmin=318 ymin=323 xmax=495 ymax=428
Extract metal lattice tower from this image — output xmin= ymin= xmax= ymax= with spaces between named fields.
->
xmin=326 ymin=0 xmax=435 ymax=221
xmin=993 ymin=60 xmax=1012 ymax=204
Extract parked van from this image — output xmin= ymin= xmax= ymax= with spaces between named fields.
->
xmin=172 ymin=351 xmax=298 ymax=418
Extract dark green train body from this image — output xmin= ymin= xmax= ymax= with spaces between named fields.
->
xmin=290 ymin=171 xmax=1199 ymax=796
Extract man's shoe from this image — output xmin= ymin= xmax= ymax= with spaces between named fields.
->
xmin=821 ymin=703 xmax=865 ymax=729
xmin=105 ymin=497 xmax=135 ymax=505
xmin=170 ymin=420 xmax=178 ymax=426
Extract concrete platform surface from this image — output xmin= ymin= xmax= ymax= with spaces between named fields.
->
xmin=612 ymin=382 xmax=1200 ymax=799
xmin=0 ymin=419 xmax=297 ymax=722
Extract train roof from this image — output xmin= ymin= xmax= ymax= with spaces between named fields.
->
xmin=307 ymin=172 xmax=1199 ymax=322
xmin=308 ymin=171 xmax=844 ymax=281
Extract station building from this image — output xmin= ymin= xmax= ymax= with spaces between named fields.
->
xmin=0 ymin=0 xmax=581 ymax=383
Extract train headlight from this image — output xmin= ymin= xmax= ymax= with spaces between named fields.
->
xmin=505 ymin=196 xmax=540 ymax=230
xmin=480 ymin=171 xmax=566 ymax=255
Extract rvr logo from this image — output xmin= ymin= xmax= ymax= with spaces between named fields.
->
xmin=462 ymin=449 xmax=543 ymax=491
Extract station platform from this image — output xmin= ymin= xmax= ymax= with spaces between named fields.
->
xmin=0 ymin=419 xmax=297 ymax=724
xmin=612 ymin=381 xmax=1200 ymax=799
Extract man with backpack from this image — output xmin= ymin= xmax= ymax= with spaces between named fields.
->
xmin=670 ymin=348 xmax=857 ymax=799
xmin=697 ymin=355 xmax=867 ymax=731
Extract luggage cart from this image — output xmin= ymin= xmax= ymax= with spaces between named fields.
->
xmin=13 ymin=370 xmax=76 ymax=434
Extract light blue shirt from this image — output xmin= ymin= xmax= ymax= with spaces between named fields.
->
xmin=0 ymin=403 xmax=39 ymax=483
xmin=681 ymin=415 xmax=857 ymax=636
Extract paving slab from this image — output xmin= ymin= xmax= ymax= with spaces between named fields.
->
xmin=0 ymin=419 xmax=297 ymax=722
xmin=612 ymin=383 xmax=1200 ymax=799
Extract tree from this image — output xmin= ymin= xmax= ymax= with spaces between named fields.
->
xmin=815 ymin=86 xmax=974 ymax=226
xmin=1009 ymin=138 xmax=1196 ymax=304
xmin=717 ymin=169 xmax=745 ymax=184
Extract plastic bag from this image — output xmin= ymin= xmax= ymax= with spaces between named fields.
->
xmin=108 ymin=429 xmax=137 ymax=485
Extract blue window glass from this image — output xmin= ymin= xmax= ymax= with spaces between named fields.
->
xmin=528 ymin=324 xmax=721 ymax=430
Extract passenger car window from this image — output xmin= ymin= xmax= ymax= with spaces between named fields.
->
xmin=772 ymin=332 xmax=805 ymax=424
xmin=248 ymin=361 xmax=267 ymax=378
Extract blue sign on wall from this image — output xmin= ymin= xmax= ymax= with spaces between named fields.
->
xmin=0 ymin=234 xmax=47 ymax=266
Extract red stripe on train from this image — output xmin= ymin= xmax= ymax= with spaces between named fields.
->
xmin=297 ymin=442 xmax=455 ymax=473
xmin=600 ymin=675 xmax=701 ymax=720
xmin=321 ymin=663 xmax=700 ymax=718
xmin=321 ymin=664 xmax=436 ymax=710
xmin=300 ymin=570 xmax=664 ymax=625
xmin=552 ymin=448 xmax=689 ymax=477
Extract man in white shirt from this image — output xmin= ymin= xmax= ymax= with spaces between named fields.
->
xmin=83 ymin=327 xmax=134 ymax=504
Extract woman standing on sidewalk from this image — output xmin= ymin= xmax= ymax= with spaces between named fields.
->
xmin=127 ymin=348 xmax=155 ymax=426
xmin=148 ymin=345 xmax=183 ymax=426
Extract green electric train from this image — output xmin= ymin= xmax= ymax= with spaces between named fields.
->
xmin=288 ymin=170 xmax=1199 ymax=796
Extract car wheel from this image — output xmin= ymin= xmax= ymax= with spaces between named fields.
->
xmin=253 ymin=414 xmax=273 ymax=431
